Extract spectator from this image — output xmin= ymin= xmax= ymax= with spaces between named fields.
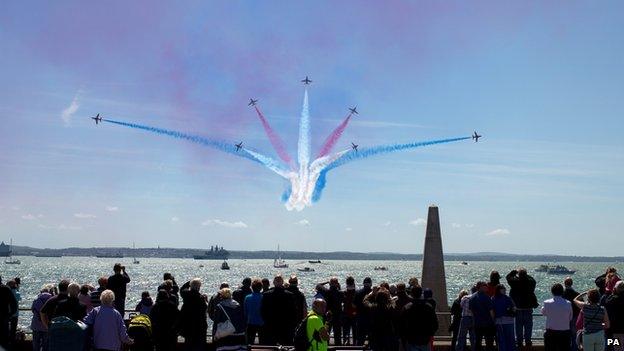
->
xmin=179 ymin=279 xmax=208 ymax=351
xmin=83 ymin=289 xmax=133 ymax=351
xmin=261 ymin=278 xmax=270 ymax=293
xmin=307 ymin=299 xmax=330 ymax=351
xmin=158 ymin=273 xmax=179 ymax=296
xmin=542 ymin=283 xmax=572 ymax=351
xmin=450 ymin=289 xmax=469 ymax=351
xmin=55 ymin=283 xmax=87 ymax=322
xmin=0 ymin=279 xmax=17 ymax=349
xmin=150 ymin=290 xmax=180 ymax=351
xmin=135 ymin=291 xmax=153 ymax=315
xmin=107 ymin=263 xmax=130 ymax=315
xmin=213 ymin=288 xmax=246 ymax=351
xmin=287 ymin=275 xmax=308 ymax=325
xmin=7 ymin=279 xmax=21 ymax=347
xmin=233 ymin=277 xmax=253 ymax=306
xmin=319 ymin=277 xmax=345 ymax=345
xmin=605 ymin=281 xmax=624 ymax=351
xmin=342 ymin=276 xmax=357 ymax=345
xmin=90 ymin=276 xmax=107 ymax=309
xmin=574 ymin=289 xmax=610 ymax=351
xmin=31 ymin=284 xmax=54 ymax=351
xmin=457 ymin=285 xmax=477 ymax=351
xmin=159 ymin=279 xmax=179 ymax=306
xmin=469 ymin=281 xmax=495 ymax=351
xmin=423 ymin=288 xmax=437 ymax=310
xmin=486 ymin=271 xmax=501 ymax=297
xmin=40 ymin=279 xmax=70 ymax=329
xmin=354 ymin=277 xmax=373 ymax=346
xmin=364 ymin=287 xmax=398 ymax=351
xmin=605 ymin=271 xmax=621 ymax=296
xmin=260 ymin=275 xmax=297 ymax=345
xmin=208 ymin=282 xmax=230 ymax=323
xmin=492 ymin=284 xmax=516 ymax=351
xmin=563 ymin=277 xmax=580 ymax=351
xmin=78 ymin=284 xmax=93 ymax=312
xmin=244 ymin=278 xmax=264 ymax=345
xmin=506 ymin=268 xmax=539 ymax=347
xmin=400 ymin=285 xmax=438 ymax=351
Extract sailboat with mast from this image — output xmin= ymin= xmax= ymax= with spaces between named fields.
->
xmin=273 ymin=245 xmax=288 ymax=268
xmin=132 ymin=242 xmax=140 ymax=264
xmin=5 ymin=239 xmax=20 ymax=265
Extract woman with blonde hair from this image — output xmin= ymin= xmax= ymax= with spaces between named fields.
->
xmin=83 ymin=289 xmax=132 ymax=351
xmin=213 ymin=287 xmax=246 ymax=351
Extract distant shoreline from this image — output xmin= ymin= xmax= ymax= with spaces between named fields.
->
xmin=7 ymin=245 xmax=623 ymax=262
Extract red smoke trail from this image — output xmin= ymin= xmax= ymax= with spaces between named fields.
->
xmin=253 ymin=106 xmax=294 ymax=167
xmin=316 ymin=113 xmax=353 ymax=158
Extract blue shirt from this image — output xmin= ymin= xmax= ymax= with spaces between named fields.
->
xmin=492 ymin=294 xmax=515 ymax=324
xmin=469 ymin=291 xmax=494 ymax=327
xmin=244 ymin=292 xmax=264 ymax=326
xmin=83 ymin=305 xmax=130 ymax=350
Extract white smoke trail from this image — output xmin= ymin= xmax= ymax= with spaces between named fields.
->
xmin=297 ymin=89 xmax=310 ymax=168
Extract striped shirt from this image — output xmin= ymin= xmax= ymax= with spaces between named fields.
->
xmin=583 ymin=304 xmax=605 ymax=334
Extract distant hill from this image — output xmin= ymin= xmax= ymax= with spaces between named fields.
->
xmin=8 ymin=245 xmax=624 ymax=262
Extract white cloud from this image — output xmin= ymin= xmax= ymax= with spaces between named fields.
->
xmin=74 ymin=213 xmax=97 ymax=219
xmin=409 ymin=218 xmax=427 ymax=226
xmin=171 ymin=216 xmax=180 ymax=222
xmin=485 ymin=228 xmax=511 ymax=236
xmin=21 ymin=214 xmax=38 ymax=220
xmin=382 ymin=221 xmax=392 ymax=227
xmin=105 ymin=206 xmax=119 ymax=212
xmin=61 ymin=91 xmax=81 ymax=126
xmin=345 ymin=227 xmax=353 ymax=232
xmin=295 ymin=219 xmax=310 ymax=226
xmin=38 ymin=223 xmax=83 ymax=231
xmin=451 ymin=223 xmax=462 ymax=228
xmin=202 ymin=219 xmax=248 ymax=228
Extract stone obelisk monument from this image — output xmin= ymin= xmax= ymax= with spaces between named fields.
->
xmin=421 ymin=205 xmax=450 ymax=333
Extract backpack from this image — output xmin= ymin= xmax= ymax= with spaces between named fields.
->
xmin=293 ymin=315 xmax=311 ymax=351
xmin=48 ymin=316 xmax=88 ymax=351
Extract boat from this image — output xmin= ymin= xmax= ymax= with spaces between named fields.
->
xmin=221 ymin=260 xmax=230 ymax=270
xmin=4 ymin=239 xmax=20 ymax=264
xmin=193 ymin=245 xmax=230 ymax=260
xmin=547 ymin=265 xmax=576 ymax=275
xmin=198 ymin=264 xmax=205 ymax=268
xmin=297 ymin=267 xmax=315 ymax=272
xmin=273 ymin=245 xmax=288 ymax=268
xmin=461 ymin=261 xmax=469 ymax=265
xmin=308 ymin=259 xmax=322 ymax=264
xmin=132 ymin=243 xmax=140 ymax=264
xmin=374 ymin=266 xmax=388 ymax=271
xmin=535 ymin=264 xmax=549 ymax=272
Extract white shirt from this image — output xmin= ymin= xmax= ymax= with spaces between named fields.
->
xmin=541 ymin=296 xmax=572 ymax=331
xmin=461 ymin=294 xmax=473 ymax=317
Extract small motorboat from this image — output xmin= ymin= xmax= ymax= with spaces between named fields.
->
xmin=374 ymin=266 xmax=388 ymax=271
xmin=461 ymin=261 xmax=469 ymax=265
xmin=221 ymin=260 xmax=230 ymax=270
xmin=297 ymin=267 xmax=315 ymax=272
xmin=547 ymin=265 xmax=576 ymax=275
xmin=308 ymin=259 xmax=322 ymax=264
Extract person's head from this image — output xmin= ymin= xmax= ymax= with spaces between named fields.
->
xmin=489 ymin=271 xmax=500 ymax=284
xmin=458 ymin=289 xmax=469 ymax=300
xmin=380 ymin=281 xmax=390 ymax=290
xmin=396 ymin=283 xmax=406 ymax=294
xmin=262 ymin=278 xmax=270 ymax=291
xmin=156 ymin=289 xmax=169 ymax=302
xmin=242 ymin=277 xmax=252 ymax=288
xmin=346 ymin=276 xmax=355 ymax=289
xmin=606 ymin=267 xmax=617 ymax=274
xmin=163 ymin=279 xmax=173 ymax=291
xmin=518 ymin=268 xmax=528 ymax=278
xmin=495 ymin=284 xmax=508 ymax=297
xmin=423 ymin=288 xmax=433 ymax=299
xmin=329 ymin=277 xmax=339 ymax=288
xmin=551 ymin=283 xmax=564 ymax=297
xmin=97 ymin=276 xmax=108 ymax=288
xmin=67 ymin=283 xmax=80 ymax=297
xmin=41 ymin=284 xmax=55 ymax=294
xmin=14 ymin=277 xmax=20 ymax=286
xmin=113 ymin=263 xmax=123 ymax=273
xmin=564 ymin=277 xmax=573 ymax=287
xmin=7 ymin=280 xmax=16 ymax=289
xmin=408 ymin=277 xmax=419 ymax=287
xmin=587 ymin=289 xmax=601 ymax=304
xmin=375 ymin=288 xmax=391 ymax=306
xmin=80 ymin=284 xmax=90 ymax=295
xmin=219 ymin=282 xmax=229 ymax=290
xmin=312 ymin=298 xmax=327 ymax=315
xmin=190 ymin=278 xmax=202 ymax=291
xmin=100 ymin=289 xmax=115 ymax=306
xmin=411 ymin=285 xmax=423 ymax=299
xmin=615 ymin=281 xmax=624 ymax=295
xmin=141 ymin=291 xmax=150 ymax=299
xmin=273 ymin=275 xmax=284 ymax=288
xmin=362 ymin=277 xmax=372 ymax=288
xmin=288 ymin=275 xmax=299 ymax=287
xmin=476 ymin=281 xmax=488 ymax=293
xmin=316 ymin=283 xmax=324 ymax=293
xmin=58 ymin=279 xmax=70 ymax=293
xmin=251 ymin=278 xmax=263 ymax=293
xmin=163 ymin=273 xmax=173 ymax=281
xmin=220 ymin=288 xmax=232 ymax=300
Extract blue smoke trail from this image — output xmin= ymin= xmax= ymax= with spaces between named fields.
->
xmin=311 ymin=136 xmax=471 ymax=202
xmin=102 ymin=119 xmax=281 ymax=167
xmin=297 ymin=89 xmax=310 ymax=167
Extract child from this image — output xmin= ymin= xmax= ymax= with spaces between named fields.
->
xmin=135 ymin=291 xmax=153 ymax=315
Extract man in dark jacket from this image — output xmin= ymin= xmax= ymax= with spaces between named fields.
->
xmin=318 ymin=277 xmax=345 ymax=345
xmin=233 ymin=277 xmax=253 ymax=306
xmin=506 ymin=268 xmax=538 ymax=347
xmin=150 ymin=290 xmax=180 ymax=351
xmin=107 ymin=263 xmax=130 ymax=315
xmin=0 ymin=280 xmax=18 ymax=349
xmin=342 ymin=276 xmax=358 ymax=345
xmin=470 ymin=281 xmax=496 ymax=351
xmin=90 ymin=276 xmax=107 ymax=308
xmin=286 ymin=275 xmax=308 ymax=324
xmin=55 ymin=283 xmax=87 ymax=322
xmin=260 ymin=275 xmax=297 ymax=345
xmin=180 ymin=279 xmax=208 ymax=351
xmin=606 ymin=281 xmax=624 ymax=348
xmin=563 ymin=277 xmax=580 ymax=350
xmin=400 ymin=286 xmax=438 ymax=350
xmin=40 ymin=279 xmax=70 ymax=329
xmin=353 ymin=277 xmax=373 ymax=346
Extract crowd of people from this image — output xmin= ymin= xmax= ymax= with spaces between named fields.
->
xmin=0 ymin=264 xmax=622 ymax=351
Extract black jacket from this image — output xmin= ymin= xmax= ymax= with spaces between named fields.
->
xmin=150 ymin=299 xmax=180 ymax=339
xmin=107 ymin=272 xmax=130 ymax=300
xmin=261 ymin=286 xmax=297 ymax=331
xmin=450 ymin=297 xmax=462 ymax=331
xmin=0 ymin=285 xmax=18 ymax=321
xmin=606 ymin=293 xmax=624 ymax=333
xmin=563 ymin=286 xmax=580 ymax=318
xmin=506 ymin=271 xmax=538 ymax=308
xmin=286 ymin=285 xmax=308 ymax=323
xmin=354 ymin=286 xmax=372 ymax=314
xmin=55 ymin=296 xmax=87 ymax=322
xmin=232 ymin=286 xmax=252 ymax=306
xmin=179 ymin=282 xmax=207 ymax=338
xmin=323 ymin=286 xmax=345 ymax=317
xmin=401 ymin=300 xmax=439 ymax=345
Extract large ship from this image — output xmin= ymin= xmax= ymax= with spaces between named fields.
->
xmin=0 ymin=242 xmax=12 ymax=257
xmin=193 ymin=246 xmax=230 ymax=260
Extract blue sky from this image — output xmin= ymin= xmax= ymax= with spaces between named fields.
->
xmin=1 ymin=1 xmax=622 ymax=255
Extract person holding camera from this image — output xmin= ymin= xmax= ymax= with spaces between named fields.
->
xmin=492 ymin=284 xmax=516 ymax=351
xmin=541 ymin=283 xmax=573 ymax=351
xmin=107 ymin=263 xmax=130 ymax=316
